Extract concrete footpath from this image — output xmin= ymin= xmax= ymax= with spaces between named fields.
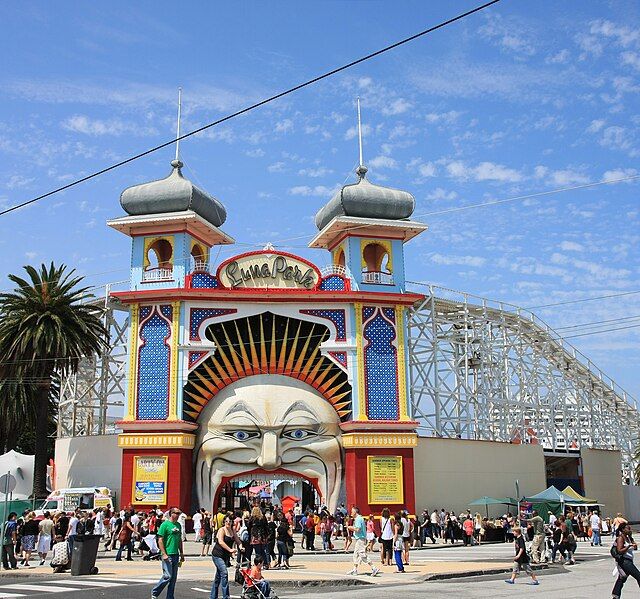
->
xmin=0 ymin=539 xmax=551 ymax=587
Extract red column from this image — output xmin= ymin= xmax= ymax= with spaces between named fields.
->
xmin=344 ymin=447 xmax=415 ymax=515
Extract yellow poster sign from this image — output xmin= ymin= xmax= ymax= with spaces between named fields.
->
xmin=367 ymin=456 xmax=404 ymax=504
xmin=133 ymin=456 xmax=168 ymax=504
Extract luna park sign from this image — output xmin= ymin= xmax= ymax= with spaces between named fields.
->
xmin=217 ymin=251 xmax=321 ymax=290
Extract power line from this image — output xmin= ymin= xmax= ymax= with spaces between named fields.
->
xmin=554 ymin=314 xmax=640 ymax=331
xmin=526 ymin=290 xmax=640 ymax=309
xmin=563 ymin=322 xmax=640 ymax=340
xmin=0 ymin=0 xmax=500 ymax=218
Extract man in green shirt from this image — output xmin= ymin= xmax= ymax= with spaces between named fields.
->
xmin=152 ymin=508 xmax=185 ymax=599
xmin=527 ymin=510 xmax=546 ymax=563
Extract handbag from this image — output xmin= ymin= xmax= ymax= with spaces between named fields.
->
xmin=286 ymin=539 xmax=295 ymax=557
xmin=378 ymin=518 xmax=389 ymax=544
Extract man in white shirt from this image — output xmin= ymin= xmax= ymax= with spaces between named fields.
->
xmin=131 ymin=511 xmax=141 ymax=529
xmin=589 ymin=511 xmax=601 ymax=546
xmin=548 ymin=512 xmax=557 ymax=528
xmin=431 ymin=509 xmax=441 ymax=541
xmin=178 ymin=512 xmax=187 ymax=541
xmin=66 ymin=513 xmax=79 ymax=554
xmin=192 ymin=509 xmax=203 ymax=543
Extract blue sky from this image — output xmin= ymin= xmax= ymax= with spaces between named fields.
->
xmin=0 ymin=1 xmax=639 ymax=396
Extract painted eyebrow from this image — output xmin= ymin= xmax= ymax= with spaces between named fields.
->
xmin=224 ymin=400 xmax=259 ymax=420
xmin=282 ymin=401 xmax=316 ymax=420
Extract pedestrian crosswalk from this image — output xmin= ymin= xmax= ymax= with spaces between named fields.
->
xmin=0 ymin=576 xmax=157 ymax=597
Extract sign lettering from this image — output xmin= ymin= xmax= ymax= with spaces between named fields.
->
xmin=218 ymin=251 xmax=321 ymax=290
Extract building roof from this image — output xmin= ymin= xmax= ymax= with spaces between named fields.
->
xmin=120 ymin=159 xmax=227 ymax=228
xmin=314 ymin=165 xmax=415 ymax=231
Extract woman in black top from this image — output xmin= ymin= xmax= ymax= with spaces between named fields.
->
xmin=276 ymin=516 xmax=293 ymax=569
xmin=201 ymin=514 xmax=213 ymax=557
xmin=247 ymin=506 xmax=267 ymax=566
xmin=210 ymin=515 xmax=240 ymax=599
xmin=20 ymin=513 xmax=39 ymax=566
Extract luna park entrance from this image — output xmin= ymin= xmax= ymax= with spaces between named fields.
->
xmin=216 ymin=478 xmax=320 ymax=513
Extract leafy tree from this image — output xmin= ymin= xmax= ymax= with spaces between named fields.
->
xmin=0 ymin=264 xmax=106 ymax=498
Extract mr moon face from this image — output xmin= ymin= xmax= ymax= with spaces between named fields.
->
xmin=195 ymin=374 xmax=343 ymax=511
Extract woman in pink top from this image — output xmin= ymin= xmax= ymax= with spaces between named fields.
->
xmin=366 ymin=515 xmax=376 ymax=552
xmin=462 ymin=517 xmax=474 ymax=547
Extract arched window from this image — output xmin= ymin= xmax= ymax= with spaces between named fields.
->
xmin=190 ymin=243 xmax=207 ymax=272
xmin=362 ymin=242 xmax=393 ymax=285
xmin=334 ymin=248 xmax=345 ymax=267
xmin=143 ymin=238 xmax=173 ymax=281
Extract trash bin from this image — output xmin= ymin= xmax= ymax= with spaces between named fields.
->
xmin=71 ymin=535 xmax=100 ymax=575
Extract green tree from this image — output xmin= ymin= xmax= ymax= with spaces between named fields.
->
xmin=0 ymin=264 xmax=106 ymax=498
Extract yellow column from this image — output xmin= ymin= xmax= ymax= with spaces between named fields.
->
xmin=168 ymin=301 xmax=181 ymax=420
xmin=354 ymin=302 xmax=368 ymax=421
xmin=125 ymin=304 xmax=140 ymax=421
xmin=396 ymin=305 xmax=409 ymax=421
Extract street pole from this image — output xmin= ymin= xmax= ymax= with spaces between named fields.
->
xmin=2 ymin=470 xmax=9 ymax=524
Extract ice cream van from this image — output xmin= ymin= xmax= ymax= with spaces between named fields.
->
xmin=39 ymin=487 xmax=114 ymax=513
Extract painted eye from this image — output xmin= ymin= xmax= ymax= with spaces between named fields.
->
xmin=282 ymin=429 xmax=317 ymax=440
xmin=226 ymin=430 xmax=260 ymax=442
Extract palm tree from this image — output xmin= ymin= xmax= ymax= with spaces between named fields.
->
xmin=0 ymin=264 xmax=107 ymax=498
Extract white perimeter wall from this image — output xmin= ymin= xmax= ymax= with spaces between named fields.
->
xmin=581 ymin=447 xmax=625 ymax=517
xmin=623 ymin=486 xmax=640 ymax=521
xmin=413 ymin=437 xmax=547 ymax=516
xmin=55 ymin=435 xmax=121 ymax=503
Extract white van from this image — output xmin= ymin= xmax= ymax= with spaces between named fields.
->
xmin=39 ymin=487 xmax=114 ymax=513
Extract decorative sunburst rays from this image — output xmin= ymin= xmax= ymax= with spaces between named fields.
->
xmin=183 ymin=312 xmax=352 ymax=422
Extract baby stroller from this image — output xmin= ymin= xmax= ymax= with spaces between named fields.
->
xmin=235 ymin=556 xmax=280 ymax=599
xmin=141 ymin=533 xmax=161 ymax=560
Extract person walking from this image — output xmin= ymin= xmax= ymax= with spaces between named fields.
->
xmin=151 ymin=508 xmax=185 ymax=599
xmin=19 ymin=512 xmax=38 ymax=567
xmin=1 ymin=512 xmax=18 ymax=571
xmin=400 ymin=511 xmax=411 ymax=564
xmin=37 ymin=511 xmax=54 ymax=565
xmin=505 ymin=527 xmax=539 ymax=586
xmin=612 ymin=522 xmax=640 ymax=598
xmin=201 ymin=512 xmax=213 ymax=557
xmin=392 ymin=518 xmax=405 ymax=573
xmin=276 ymin=515 xmax=292 ymax=569
xmin=462 ymin=515 xmax=474 ymax=547
xmin=528 ymin=510 xmax=546 ymax=563
xmin=346 ymin=506 xmax=379 ymax=576
xmin=379 ymin=508 xmax=393 ymax=566
xmin=115 ymin=513 xmax=135 ymax=561
xmin=66 ymin=511 xmax=79 ymax=556
xmin=590 ymin=510 xmax=602 ymax=547
xmin=210 ymin=514 xmax=240 ymax=599
xmin=366 ymin=514 xmax=376 ymax=552
xmin=193 ymin=508 xmax=204 ymax=543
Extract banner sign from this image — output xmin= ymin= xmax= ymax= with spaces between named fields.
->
xmin=217 ymin=251 xmax=321 ymax=290
xmin=367 ymin=456 xmax=404 ymax=504
xmin=133 ymin=456 xmax=168 ymax=504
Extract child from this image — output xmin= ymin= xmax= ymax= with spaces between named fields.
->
xmin=245 ymin=556 xmax=271 ymax=597
xmin=393 ymin=519 xmax=405 ymax=573
xmin=506 ymin=527 xmax=539 ymax=586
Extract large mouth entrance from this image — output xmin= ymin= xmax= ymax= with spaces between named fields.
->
xmin=216 ymin=471 xmax=320 ymax=514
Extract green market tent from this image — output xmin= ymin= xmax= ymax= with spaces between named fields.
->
xmin=524 ymin=485 xmax=587 ymax=520
xmin=469 ymin=496 xmax=517 ymax=518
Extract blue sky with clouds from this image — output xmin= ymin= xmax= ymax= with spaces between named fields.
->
xmin=0 ymin=0 xmax=639 ymax=396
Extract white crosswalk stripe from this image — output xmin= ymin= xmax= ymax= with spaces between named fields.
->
xmin=0 ymin=593 xmax=26 ymax=598
xmin=48 ymin=580 xmax=126 ymax=587
xmin=0 ymin=582 xmax=80 ymax=593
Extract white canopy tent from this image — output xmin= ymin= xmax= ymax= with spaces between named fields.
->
xmin=0 ymin=450 xmax=35 ymax=500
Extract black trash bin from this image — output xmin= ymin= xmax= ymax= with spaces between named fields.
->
xmin=71 ymin=535 xmax=100 ymax=575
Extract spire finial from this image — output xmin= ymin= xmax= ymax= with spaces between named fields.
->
xmin=173 ymin=87 xmax=183 ymax=166
xmin=356 ymin=97 xmax=367 ymax=179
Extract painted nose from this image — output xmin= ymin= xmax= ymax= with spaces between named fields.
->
xmin=257 ymin=431 xmax=281 ymax=470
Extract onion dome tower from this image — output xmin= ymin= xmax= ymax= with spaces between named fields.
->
xmin=309 ymin=103 xmax=427 ymax=292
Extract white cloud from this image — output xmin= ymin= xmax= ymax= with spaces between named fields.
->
xmin=298 ymin=167 xmax=333 ymax=178
xmin=418 ymin=162 xmax=437 ymax=178
xmin=245 ymin=148 xmax=265 ymax=158
xmin=358 ymin=77 xmax=372 ymax=88
xmin=288 ymin=185 xmax=336 ymax=197
xmin=551 ymin=252 xmax=631 ymax=279
xmin=426 ymin=188 xmax=457 ymax=201
xmin=62 ymin=115 xmax=156 ymax=136
xmin=602 ymin=168 xmax=638 ymax=182
xmin=589 ymin=20 xmax=640 ymax=48
xmin=425 ymin=110 xmax=462 ymax=125
xmin=369 ymin=155 xmax=397 ymax=169
xmin=478 ymin=14 xmax=536 ymax=56
xmin=430 ymin=253 xmax=486 ymax=267
xmin=344 ymin=124 xmax=371 ymax=140
xmin=547 ymin=169 xmax=590 ymax=186
xmin=558 ymin=241 xmax=584 ymax=252
xmin=267 ymin=162 xmax=286 ymax=173
xmin=275 ymin=119 xmax=293 ymax=133
xmin=6 ymin=175 xmax=34 ymax=189
xmin=600 ymin=126 xmax=634 ymax=152
xmin=586 ymin=119 xmax=606 ymax=133
xmin=446 ymin=160 xmax=523 ymax=183
xmin=25 ymin=251 xmax=37 ymax=259
xmin=381 ymin=98 xmax=412 ymax=116
xmin=546 ymin=49 xmax=570 ymax=64
xmin=622 ymin=51 xmax=640 ymax=70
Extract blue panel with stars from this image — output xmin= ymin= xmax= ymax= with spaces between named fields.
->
xmin=363 ymin=309 xmax=399 ymax=420
xmin=137 ymin=310 xmax=171 ymax=420
xmin=300 ymin=309 xmax=346 ymax=341
xmin=189 ymin=308 xmax=237 ymax=341
xmin=319 ymin=275 xmax=346 ymax=291
xmin=190 ymin=273 xmax=219 ymax=289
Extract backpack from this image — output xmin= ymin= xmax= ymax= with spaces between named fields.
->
xmin=76 ymin=520 xmax=86 ymax=536
xmin=238 ymin=524 xmax=249 ymax=543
